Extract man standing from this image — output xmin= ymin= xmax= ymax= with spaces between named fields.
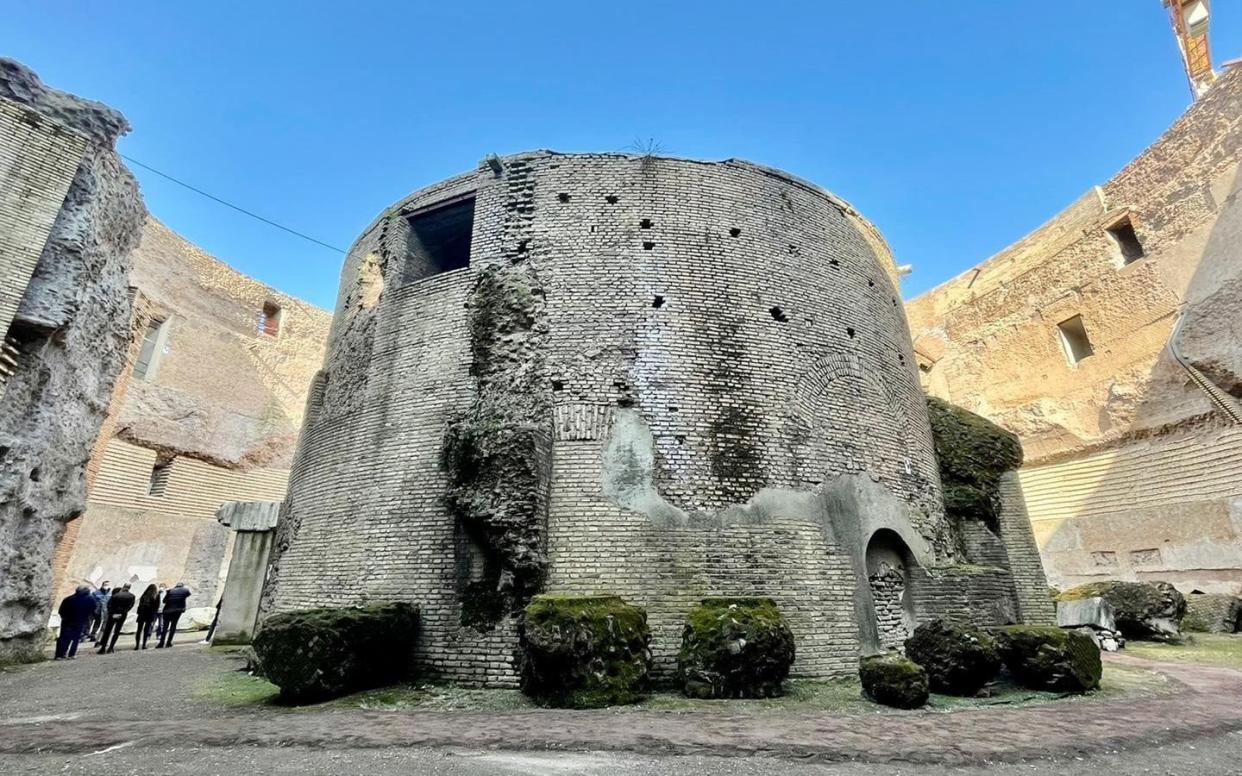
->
xmin=156 ymin=582 xmax=190 ymax=648
xmin=97 ymin=583 xmax=135 ymax=654
xmin=85 ymin=581 xmax=111 ymax=642
xmin=54 ymin=586 xmax=96 ymax=660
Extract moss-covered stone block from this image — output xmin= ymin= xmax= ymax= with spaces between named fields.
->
xmin=904 ymin=618 xmax=1001 ymax=696
xmin=859 ymin=654 xmax=929 ymax=709
xmin=1057 ymin=581 xmax=1186 ymax=641
xmin=252 ymin=602 xmax=418 ymax=704
xmin=518 ymin=594 xmax=651 ymax=708
xmin=677 ymin=597 xmax=796 ymax=699
xmin=994 ymin=625 xmax=1101 ymax=693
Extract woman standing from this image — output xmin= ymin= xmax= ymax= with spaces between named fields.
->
xmin=134 ymin=584 xmax=160 ymax=650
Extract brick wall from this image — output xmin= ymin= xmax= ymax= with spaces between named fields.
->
xmin=909 ymin=566 xmax=1019 ymax=627
xmin=267 ymin=152 xmax=953 ymax=684
xmin=0 ymin=98 xmax=88 ymax=339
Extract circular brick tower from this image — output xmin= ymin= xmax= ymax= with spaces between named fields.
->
xmin=264 ymin=152 xmax=950 ymax=685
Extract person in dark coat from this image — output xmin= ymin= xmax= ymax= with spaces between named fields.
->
xmin=85 ymin=581 xmax=111 ymax=642
xmin=54 ymin=586 xmax=96 ymax=659
xmin=97 ymin=583 xmax=135 ymax=654
xmin=134 ymin=584 xmax=160 ymax=650
xmin=156 ymin=582 xmax=191 ymax=648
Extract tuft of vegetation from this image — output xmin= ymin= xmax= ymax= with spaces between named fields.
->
xmin=1125 ymin=633 xmax=1242 ymax=668
xmin=859 ymin=654 xmax=929 ymax=709
xmin=518 ymin=594 xmax=651 ymax=709
xmin=252 ymin=602 xmax=418 ymax=704
xmin=993 ymin=625 xmax=1102 ymax=693
xmin=905 ymin=619 xmax=1002 ymax=696
xmin=677 ymin=597 xmax=796 ymax=699
xmin=926 ymin=397 xmax=1022 ymax=530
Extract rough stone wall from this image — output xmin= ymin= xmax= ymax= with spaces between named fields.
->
xmin=265 ymin=152 xmax=949 ymax=684
xmin=869 ymin=566 xmax=910 ymax=651
xmin=54 ymin=219 xmax=331 ymax=602
xmin=908 ymin=566 xmax=1019 ymax=627
xmin=0 ymin=61 xmax=144 ymax=662
xmin=906 ymin=67 xmax=1242 ymax=595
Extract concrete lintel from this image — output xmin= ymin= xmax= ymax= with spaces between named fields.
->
xmin=216 ymin=501 xmax=280 ymax=532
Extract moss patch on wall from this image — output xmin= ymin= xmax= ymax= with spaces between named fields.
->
xmin=442 ymin=262 xmax=552 ymax=624
xmin=926 ymin=397 xmax=1022 ymax=530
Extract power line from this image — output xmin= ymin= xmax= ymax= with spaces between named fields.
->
xmin=119 ymin=154 xmax=347 ymax=254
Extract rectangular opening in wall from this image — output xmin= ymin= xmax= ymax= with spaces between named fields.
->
xmin=1107 ymin=217 xmax=1145 ymax=264
xmin=1057 ymin=315 xmax=1094 ymax=365
xmin=258 ymin=301 xmax=282 ymax=338
xmin=133 ymin=318 xmax=167 ymax=381
xmin=147 ymin=458 xmax=173 ymax=497
xmin=404 ymin=195 xmax=476 ymax=283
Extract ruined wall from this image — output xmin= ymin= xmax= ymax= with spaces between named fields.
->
xmin=907 ymin=67 xmax=1242 ymax=595
xmin=266 ymin=152 xmax=949 ymax=684
xmin=0 ymin=60 xmax=144 ymax=662
xmin=55 ymin=220 xmax=331 ymax=600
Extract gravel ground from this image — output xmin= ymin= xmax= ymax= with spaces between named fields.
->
xmin=6 ymin=734 xmax=1242 ymax=776
xmin=5 ymin=643 xmax=1242 ymax=772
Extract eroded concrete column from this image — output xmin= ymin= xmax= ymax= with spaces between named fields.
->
xmin=214 ymin=501 xmax=280 ymax=645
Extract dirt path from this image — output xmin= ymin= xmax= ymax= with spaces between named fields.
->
xmin=2 ymin=647 xmax=1241 ymax=766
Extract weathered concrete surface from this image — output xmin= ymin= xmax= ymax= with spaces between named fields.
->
xmin=213 ymin=501 xmax=279 ymax=644
xmin=906 ymin=67 xmax=1242 ymax=594
xmin=0 ymin=60 xmax=144 ymax=663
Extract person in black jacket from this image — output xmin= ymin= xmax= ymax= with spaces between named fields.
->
xmin=54 ymin=586 xmax=96 ymax=660
xmin=156 ymin=582 xmax=191 ymax=648
xmin=134 ymin=584 xmax=160 ymax=650
xmin=97 ymin=583 xmax=135 ymax=654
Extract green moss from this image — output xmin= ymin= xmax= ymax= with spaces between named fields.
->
xmin=1125 ymin=633 xmax=1242 ymax=668
xmin=678 ymin=597 xmax=796 ymax=699
xmin=195 ymin=670 xmax=281 ymax=707
xmin=519 ymin=594 xmax=651 ymax=708
xmin=926 ymin=397 xmax=1022 ymax=528
xmin=252 ymin=602 xmax=419 ymax=704
xmin=993 ymin=625 xmax=1102 ymax=692
xmin=859 ymin=654 xmax=929 ymax=709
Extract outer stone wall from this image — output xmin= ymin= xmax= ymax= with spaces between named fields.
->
xmin=0 ymin=60 xmax=144 ymax=662
xmin=265 ymin=152 xmax=952 ymax=683
xmin=906 ymin=66 xmax=1242 ymax=595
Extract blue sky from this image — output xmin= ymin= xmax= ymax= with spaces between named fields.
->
xmin=3 ymin=2 xmax=1238 ymax=309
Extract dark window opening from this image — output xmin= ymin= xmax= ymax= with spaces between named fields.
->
xmin=1057 ymin=315 xmax=1094 ymax=364
xmin=1108 ymin=217 xmax=1145 ymax=264
xmin=729 ymin=227 xmax=742 ymax=238
xmin=557 ymin=193 xmax=571 ymax=203
xmin=133 ymin=318 xmax=167 ymax=381
xmin=868 ymin=279 xmax=875 ymax=287
xmin=551 ymin=380 xmax=564 ymax=392
xmin=148 ymin=458 xmax=173 ymax=497
xmin=642 ymin=241 xmax=655 ymax=251
xmin=846 ymin=327 xmax=856 ymax=338
xmin=640 ymin=218 xmax=653 ymax=229
xmin=258 ymin=302 xmax=281 ymax=337
xmin=829 ymin=258 xmax=840 ymax=267
xmin=652 ymin=295 xmax=666 ymax=308
xmin=770 ymin=306 xmax=788 ymax=322
xmin=404 ymin=196 xmax=476 ymax=283
xmin=605 ymin=194 xmax=619 ymax=204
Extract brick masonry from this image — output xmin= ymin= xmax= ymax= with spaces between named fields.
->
xmin=0 ymin=99 xmax=87 ymax=344
xmin=265 ymin=152 xmax=1038 ymax=684
xmin=907 ymin=69 xmax=1242 ymax=596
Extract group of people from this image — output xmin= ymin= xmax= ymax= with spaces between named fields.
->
xmin=54 ymin=580 xmax=192 ymax=660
